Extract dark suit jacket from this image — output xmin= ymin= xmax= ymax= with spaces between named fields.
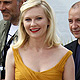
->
xmin=64 ymin=40 xmax=80 ymax=80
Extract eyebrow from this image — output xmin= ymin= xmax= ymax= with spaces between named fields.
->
xmin=0 ymin=1 xmax=12 ymax=3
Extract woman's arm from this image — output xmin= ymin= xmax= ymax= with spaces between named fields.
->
xmin=5 ymin=48 xmax=15 ymax=80
xmin=63 ymin=55 xmax=75 ymax=80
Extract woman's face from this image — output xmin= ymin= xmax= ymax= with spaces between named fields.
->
xmin=23 ymin=6 xmax=49 ymax=39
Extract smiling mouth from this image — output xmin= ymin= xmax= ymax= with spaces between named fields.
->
xmin=73 ymin=30 xmax=80 ymax=34
xmin=30 ymin=28 xmax=40 ymax=33
xmin=2 ymin=12 xmax=9 ymax=16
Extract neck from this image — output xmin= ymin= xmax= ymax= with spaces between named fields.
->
xmin=11 ymin=17 xmax=19 ymax=26
xmin=27 ymin=37 xmax=48 ymax=51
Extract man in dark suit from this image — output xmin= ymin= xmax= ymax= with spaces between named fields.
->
xmin=64 ymin=1 xmax=80 ymax=80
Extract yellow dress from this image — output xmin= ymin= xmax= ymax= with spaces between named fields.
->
xmin=12 ymin=48 xmax=72 ymax=80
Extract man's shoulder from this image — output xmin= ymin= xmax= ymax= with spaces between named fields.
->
xmin=64 ymin=40 xmax=77 ymax=47
xmin=0 ymin=20 xmax=10 ymax=25
xmin=0 ymin=19 xmax=7 ymax=24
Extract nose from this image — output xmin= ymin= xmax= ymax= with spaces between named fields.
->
xmin=0 ymin=3 xmax=6 ymax=11
xmin=30 ymin=20 xmax=36 ymax=27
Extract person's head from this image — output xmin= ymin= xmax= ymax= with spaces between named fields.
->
xmin=14 ymin=0 xmax=60 ymax=48
xmin=0 ymin=0 xmax=26 ymax=25
xmin=68 ymin=1 xmax=80 ymax=39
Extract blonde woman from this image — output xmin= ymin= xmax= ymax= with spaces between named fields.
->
xmin=5 ymin=0 xmax=75 ymax=80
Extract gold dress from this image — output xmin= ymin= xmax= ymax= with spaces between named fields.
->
xmin=12 ymin=48 xmax=72 ymax=80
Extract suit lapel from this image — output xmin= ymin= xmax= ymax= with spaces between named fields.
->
xmin=3 ymin=21 xmax=11 ymax=44
xmin=69 ymin=40 xmax=78 ymax=61
xmin=0 ymin=21 xmax=11 ymax=51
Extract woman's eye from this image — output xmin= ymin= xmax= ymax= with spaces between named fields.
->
xmin=25 ymin=19 xmax=31 ymax=21
xmin=37 ymin=17 xmax=42 ymax=20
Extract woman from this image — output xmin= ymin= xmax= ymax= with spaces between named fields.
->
xmin=5 ymin=0 xmax=75 ymax=80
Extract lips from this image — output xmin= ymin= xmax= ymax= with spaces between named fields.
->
xmin=73 ymin=30 xmax=80 ymax=34
xmin=30 ymin=28 xmax=40 ymax=33
xmin=1 ymin=10 xmax=9 ymax=15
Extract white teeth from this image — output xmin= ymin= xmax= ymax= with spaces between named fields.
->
xmin=31 ymin=29 xmax=39 ymax=31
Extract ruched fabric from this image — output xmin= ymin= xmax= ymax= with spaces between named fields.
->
xmin=12 ymin=48 xmax=72 ymax=80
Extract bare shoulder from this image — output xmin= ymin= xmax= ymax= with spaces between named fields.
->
xmin=5 ymin=48 xmax=15 ymax=80
xmin=7 ymin=48 xmax=13 ymax=57
xmin=58 ymin=44 xmax=73 ymax=59
xmin=6 ymin=47 xmax=14 ymax=63
xmin=59 ymin=44 xmax=69 ymax=50
xmin=53 ymin=44 xmax=72 ymax=58
xmin=58 ymin=45 xmax=73 ymax=65
xmin=57 ymin=44 xmax=71 ymax=54
xmin=57 ymin=45 xmax=69 ymax=52
xmin=56 ymin=45 xmax=73 ymax=61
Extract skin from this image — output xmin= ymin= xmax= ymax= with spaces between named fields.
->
xmin=23 ymin=6 xmax=49 ymax=39
xmin=68 ymin=7 xmax=80 ymax=44
xmin=0 ymin=0 xmax=25 ymax=25
xmin=5 ymin=6 xmax=75 ymax=80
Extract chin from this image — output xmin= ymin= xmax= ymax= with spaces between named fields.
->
xmin=74 ymin=35 xmax=80 ymax=39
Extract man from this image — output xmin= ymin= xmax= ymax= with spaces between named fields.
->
xmin=0 ymin=0 xmax=26 ymax=79
xmin=65 ymin=1 xmax=80 ymax=80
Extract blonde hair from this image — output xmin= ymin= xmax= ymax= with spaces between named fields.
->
xmin=13 ymin=0 xmax=60 ymax=48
